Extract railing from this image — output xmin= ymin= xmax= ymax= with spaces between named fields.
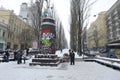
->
xmin=96 ymin=56 xmax=120 ymax=63
xmin=95 ymin=56 xmax=120 ymax=69
xmin=83 ymin=54 xmax=120 ymax=70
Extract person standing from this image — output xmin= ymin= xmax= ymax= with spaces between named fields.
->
xmin=22 ymin=49 xmax=27 ymax=64
xmin=4 ymin=50 xmax=10 ymax=62
xmin=16 ymin=50 xmax=22 ymax=64
xmin=69 ymin=50 xmax=75 ymax=65
xmin=14 ymin=50 xmax=17 ymax=61
xmin=71 ymin=51 xmax=75 ymax=65
xmin=26 ymin=48 xmax=29 ymax=56
xmin=69 ymin=49 xmax=72 ymax=65
xmin=61 ymin=49 xmax=62 ymax=53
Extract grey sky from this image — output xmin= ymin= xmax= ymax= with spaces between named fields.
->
xmin=90 ymin=0 xmax=117 ymax=21
xmin=0 ymin=0 xmax=118 ymax=47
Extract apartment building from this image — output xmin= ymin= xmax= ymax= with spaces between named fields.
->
xmin=19 ymin=2 xmax=29 ymax=23
xmin=106 ymin=0 xmax=120 ymax=45
xmin=0 ymin=21 xmax=8 ymax=50
xmin=81 ymin=27 xmax=87 ymax=51
xmin=87 ymin=11 xmax=107 ymax=49
xmin=87 ymin=22 xmax=96 ymax=49
xmin=0 ymin=10 xmax=36 ymax=49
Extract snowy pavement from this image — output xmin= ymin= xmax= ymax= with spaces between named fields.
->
xmin=0 ymin=49 xmax=120 ymax=80
xmin=0 ymin=60 xmax=120 ymax=80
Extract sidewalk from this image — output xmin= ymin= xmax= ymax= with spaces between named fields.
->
xmin=0 ymin=60 xmax=120 ymax=80
xmin=90 ymin=50 xmax=107 ymax=57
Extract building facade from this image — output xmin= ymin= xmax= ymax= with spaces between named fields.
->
xmin=87 ymin=11 xmax=107 ymax=50
xmin=87 ymin=22 xmax=96 ymax=49
xmin=0 ymin=10 xmax=36 ymax=49
xmin=0 ymin=21 xmax=7 ymax=50
xmin=19 ymin=2 xmax=29 ymax=23
xmin=19 ymin=2 xmax=41 ymax=27
xmin=106 ymin=0 xmax=120 ymax=58
xmin=106 ymin=0 xmax=120 ymax=44
xmin=82 ymin=27 xmax=87 ymax=51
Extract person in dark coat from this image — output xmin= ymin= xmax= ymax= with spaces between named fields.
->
xmin=71 ymin=51 xmax=75 ymax=65
xmin=14 ymin=50 xmax=18 ymax=61
xmin=4 ymin=50 xmax=10 ymax=62
xmin=22 ymin=49 xmax=27 ymax=64
xmin=69 ymin=50 xmax=75 ymax=65
xmin=3 ymin=52 xmax=7 ymax=62
xmin=16 ymin=50 xmax=23 ymax=64
xmin=26 ymin=48 xmax=29 ymax=56
xmin=61 ymin=49 xmax=62 ymax=53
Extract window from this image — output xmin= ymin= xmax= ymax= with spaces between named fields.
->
xmin=3 ymin=31 xmax=5 ymax=37
xmin=0 ymin=29 xmax=1 ymax=33
xmin=0 ymin=43 xmax=3 ymax=49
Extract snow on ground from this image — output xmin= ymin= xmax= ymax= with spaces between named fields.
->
xmin=0 ymin=61 xmax=120 ymax=80
xmin=0 ymin=49 xmax=120 ymax=80
xmin=55 ymin=48 xmax=82 ymax=58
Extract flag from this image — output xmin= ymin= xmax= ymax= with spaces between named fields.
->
xmin=44 ymin=8 xmax=48 ymax=15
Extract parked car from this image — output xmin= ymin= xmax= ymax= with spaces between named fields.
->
xmin=29 ymin=48 xmax=39 ymax=54
xmin=0 ymin=49 xmax=4 ymax=54
xmin=99 ymin=49 xmax=107 ymax=53
xmin=61 ymin=53 xmax=69 ymax=62
xmin=6 ymin=48 xmax=14 ymax=53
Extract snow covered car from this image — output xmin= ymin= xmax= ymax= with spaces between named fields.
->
xmin=29 ymin=48 xmax=40 ymax=54
xmin=61 ymin=53 xmax=69 ymax=62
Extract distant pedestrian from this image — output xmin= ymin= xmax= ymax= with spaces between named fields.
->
xmin=3 ymin=52 xmax=7 ymax=62
xmin=22 ymin=49 xmax=27 ymax=64
xmin=16 ymin=50 xmax=22 ymax=64
xmin=69 ymin=50 xmax=75 ymax=65
xmin=61 ymin=49 xmax=62 ymax=53
xmin=4 ymin=50 xmax=10 ymax=62
xmin=26 ymin=48 xmax=29 ymax=56
xmin=69 ymin=49 xmax=72 ymax=64
xmin=14 ymin=50 xmax=18 ymax=61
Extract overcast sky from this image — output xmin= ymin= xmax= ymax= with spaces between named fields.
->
xmin=0 ymin=0 xmax=118 ymax=48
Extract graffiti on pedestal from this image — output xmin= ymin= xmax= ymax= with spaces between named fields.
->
xmin=41 ymin=28 xmax=55 ymax=54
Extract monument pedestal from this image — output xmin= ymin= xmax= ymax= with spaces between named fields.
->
xmin=29 ymin=54 xmax=60 ymax=66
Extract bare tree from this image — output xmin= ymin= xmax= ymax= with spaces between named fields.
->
xmin=54 ymin=10 xmax=66 ymax=50
xmin=56 ymin=21 xmax=65 ymax=50
xmin=70 ymin=0 xmax=96 ymax=55
xmin=29 ymin=0 xmax=44 ymax=50
xmin=54 ymin=10 xmax=61 ymax=50
xmin=92 ymin=24 xmax=103 ymax=50
xmin=70 ymin=0 xmax=78 ymax=52
xmin=59 ymin=23 xmax=62 ymax=49
xmin=19 ymin=28 xmax=35 ymax=49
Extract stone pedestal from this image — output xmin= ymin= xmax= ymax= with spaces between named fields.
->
xmin=29 ymin=54 xmax=60 ymax=66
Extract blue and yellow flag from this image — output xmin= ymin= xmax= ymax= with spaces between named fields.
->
xmin=44 ymin=8 xmax=48 ymax=15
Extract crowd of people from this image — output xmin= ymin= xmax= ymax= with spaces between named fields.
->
xmin=3 ymin=49 xmax=27 ymax=64
xmin=2 ymin=48 xmax=76 ymax=65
